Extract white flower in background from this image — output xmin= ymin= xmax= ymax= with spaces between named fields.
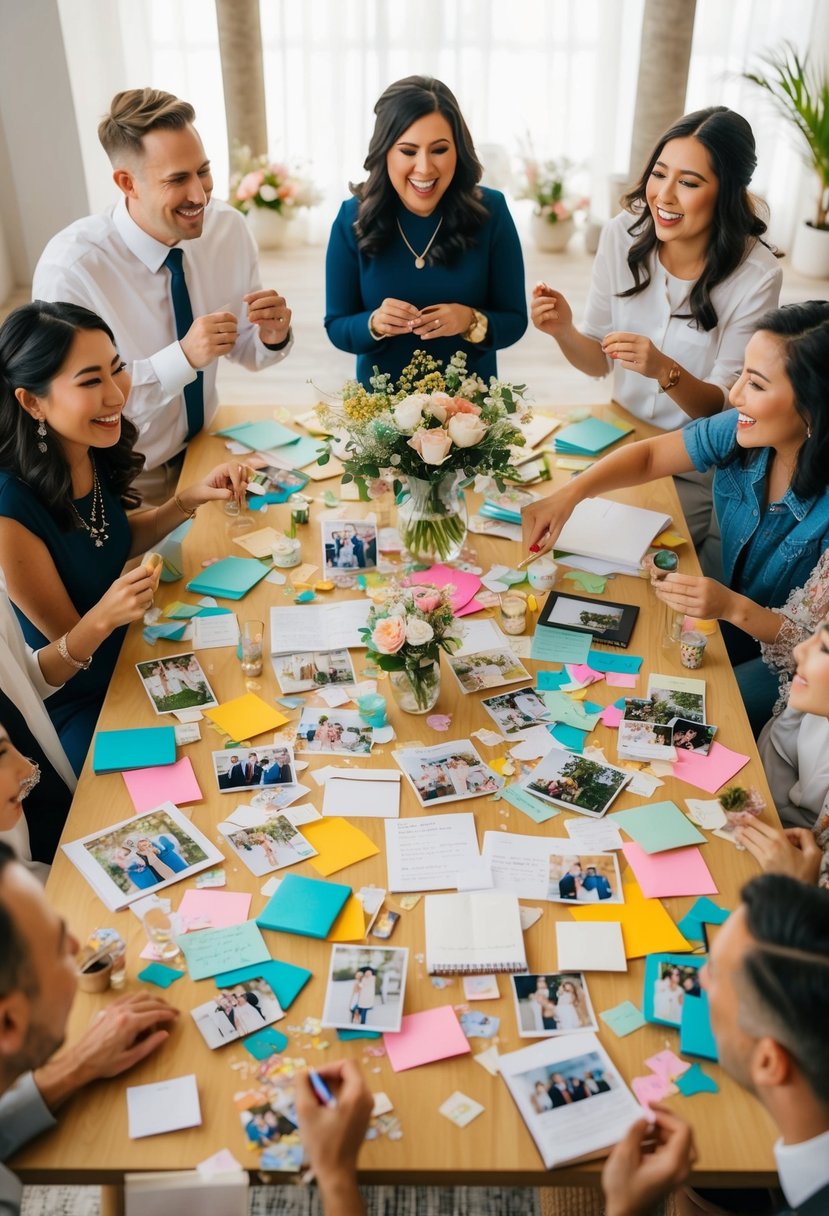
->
xmin=405 ymin=618 xmax=434 ymax=646
xmin=447 ymin=414 xmax=487 ymax=448
xmin=258 ymin=183 xmax=278 ymax=202
xmin=393 ymin=394 xmax=430 ymax=432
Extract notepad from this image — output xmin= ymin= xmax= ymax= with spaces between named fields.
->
xmin=553 ymin=417 xmax=633 ymax=455
xmin=424 ymin=891 xmax=527 ymax=975
xmin=256 ymin=872 xmax=351 ymax=938
xmin=93 ymin=726 xmax=177 ymax=774
xmin=186 ymin=556 xmax=269 ymax=600
xmin=555 ymin=498 xmax=672 ymax=572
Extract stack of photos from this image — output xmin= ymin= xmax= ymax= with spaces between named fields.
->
xmin=643 ymin=954 xmax=706 ymax=1028
xmin=537 ymin=591 xmax=639 ymax=649
xmin=671 ymin=718 xmax=717 ymax=756
xmin=447 ymin=647 xmax=530 ymax=694
xmin=617 ymin=699 xmax=678 ymax=762
xmin=272 ymin=648 xmax=355 ymax=694
xmin=511 ymin=972 xmax=598 ymax=1038
xmin=481 ymin=687 xmax=552 ymax=738
xmin=321 ymin=519 xmax=378 ymax=575
xmin=192 ymin=978 xmax=283 ymax=1049
xmin=218 ymin=813 xmax=317 ymax=876
xmin=521 ymin=749 xmax=630 ymax=818
xmin=295 ymin=708 xmax=374 ymax=754
xmin=135 ymin=652 xmax=217 ymax=715
xmin=62 ymin=803 xmax=223 ymax=910
xmin=322 ymin=945 xmax=409 ymax=1032
xmin=646 ymin=673 xmax=706 ymax=723
xmin=212 ymin=745 xmax=297 ymax=793
xmin=546 ymin=850 xmax=623 ymax=904
xmin=394 ymin=740 xmax=505 ymax=806
xmin=235 ymin=1084 xmax=302 ymax=1171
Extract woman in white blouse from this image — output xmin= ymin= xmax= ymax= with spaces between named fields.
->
xmin=531 ymin=106 xmax=781 ymax=557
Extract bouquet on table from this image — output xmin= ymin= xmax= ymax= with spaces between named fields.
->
xmin=316 ymin=350 xmax=530 ymax=563
xmin=361 ymin=582 xmax=462 ymax=713
xmin=229 ymin=145 xmax=322 ymax=216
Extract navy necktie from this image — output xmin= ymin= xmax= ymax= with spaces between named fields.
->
xmin=163 ymin=248 xmax=204 ymax=440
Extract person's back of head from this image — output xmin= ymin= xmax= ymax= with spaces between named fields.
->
xmin=98 ymin=89 xmax=195 ymax=166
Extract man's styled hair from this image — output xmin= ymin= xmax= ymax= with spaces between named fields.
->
xmin=98 ymin=89 xmax=195 ymax=162
xmin=0 ymin=843 xmax=37 ymax=998
xmin=738 ymin=875 xmax=829 ymax=1103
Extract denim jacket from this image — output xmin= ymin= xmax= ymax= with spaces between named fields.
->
xmin=683 ymin=411 xmax=828 ymax=608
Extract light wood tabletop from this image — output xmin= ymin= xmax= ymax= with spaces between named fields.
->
xmin=12 ymin=403 xmax=778 ymax=1190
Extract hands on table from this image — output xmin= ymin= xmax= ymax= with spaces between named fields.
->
xmin=602 ymin=1105 xmax=697 ymax=1216
xmin=370 ymin=298 xmax=475 ymax=340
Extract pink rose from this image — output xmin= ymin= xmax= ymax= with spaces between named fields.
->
xmin=412 ymin=588 xmax=441 ymax=613
xmin=447 ymin=413 xmax=487 ymax=448
xmin=552 ymin=200 xmax=571 ymax=221
xmin=443 ymin=396 xmax=482 ymax=418
xmin=236 ymin=169 xmax=265 ymax=201
xmin=407 ymin=428 xmax=453 ymax=465
xmin=372 ymin=616 xmax=407 ymax=654
xmin=278 ymin=183 xmax=296 ymax=200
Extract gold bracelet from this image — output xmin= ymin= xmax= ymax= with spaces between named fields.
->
xmin=57 ymin=632 xmax=92 ymax=671
xmin=174 ymin=493 xmax=197 ymax=519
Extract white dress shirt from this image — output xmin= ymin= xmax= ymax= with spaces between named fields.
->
xmin=775 ymin=1127 xmax=829 ymax=1210
xmin=33 ymin=197 xmax=293 ymax=469
xmin=581 ymin=210 xmax=782 ymax=429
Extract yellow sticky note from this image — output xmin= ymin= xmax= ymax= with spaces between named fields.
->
xmin=327 ymin=894 xmax=367 ymax=942
xmin=555 ymin=457 xmax=595 ymax=471
xmin=653 ymin=531 xmax=687 ymax=549
xmin=302 ymin=817 xmax=380 ymax=877
xmin=204 ymin=693 xmax=288 ymax=741
xmin=569 ymin=877 xmax=690 ymax=958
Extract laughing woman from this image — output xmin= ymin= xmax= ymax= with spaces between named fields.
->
xmin=522 ymin=301 xmax=829 ymax=734
xmin=325 ymin=75 xmax=527 ymax=387
xmin=0 ymin=302 xmax=250 ymax=774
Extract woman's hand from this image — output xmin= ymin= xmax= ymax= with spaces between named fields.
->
xmin=414 ymin=303 xmax=475 ymax=340
xmin=90 ymin=565 xmax=160 ymax=635
xmin=650 ymin=571 xmax=734 ymax=622
xmin=735 ymin=820 xmax=822 ymax=885
xmin=530 ymin=282 xmax=574 ymax=338
xmin=370 ymin=298 xmax=420 ymax=336
xmin=602 ymin=332 xmax=673 ymax=381
xmin=178 ymin=462 xmax=251 ymax=510
xmin=521 ymin=483 xmax=582 ymax=556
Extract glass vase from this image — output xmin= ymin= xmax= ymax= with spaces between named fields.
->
xmin=388 ymin=662 xmax=441 ymax=714
xmin=397 ymin=473 xmax=468 ymax=565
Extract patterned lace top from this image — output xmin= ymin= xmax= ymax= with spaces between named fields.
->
xmin=761 ymin=549 xmax=829 ymax=716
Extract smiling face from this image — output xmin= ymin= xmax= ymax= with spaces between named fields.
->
xmin=386 ymin=111 xmax=457 ymax=216
xmin=0 ymin=726 xmax=38 ymax=831
xmin=789 ymin=620 xmax=829 ymax=716
xmin=645 ymin=135 xmax=719 ymax=254
xmin=119 ymin=124 xmax=213 ymax=245
xmin=729 ymin=331 xmax=807 ymax=458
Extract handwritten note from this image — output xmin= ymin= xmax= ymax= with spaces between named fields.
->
xmin=177 ymin=919 xmax=270 ymax=980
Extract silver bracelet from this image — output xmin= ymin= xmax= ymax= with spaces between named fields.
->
xmin=57 ymin=632 xmax=92 ymax=671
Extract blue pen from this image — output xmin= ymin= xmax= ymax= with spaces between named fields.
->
xmin=309 ymin=1068 xmax=337 ymax=1109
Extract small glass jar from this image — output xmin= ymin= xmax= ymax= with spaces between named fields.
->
xmin=271 ymin=537 xmax=302 ymax=569
xmin=499 ymin=591 xmax=529 ymax=635
xmin=680 ymin=630 xmax=707 ymax=669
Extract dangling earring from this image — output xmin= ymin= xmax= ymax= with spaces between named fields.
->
xmin=36 ymin=418 xmax=47 ymax=453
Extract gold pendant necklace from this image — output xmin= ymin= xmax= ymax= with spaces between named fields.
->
xmin=397 ymin=216 xmax=443 ymax=269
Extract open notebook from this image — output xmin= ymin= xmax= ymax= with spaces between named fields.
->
xmin=424 ymin=891 xmax=527 ymax=975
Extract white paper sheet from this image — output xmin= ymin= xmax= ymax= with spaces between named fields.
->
xmin=384 ymin=812 xmax=480 ymax=892
xmin=563 ymin=818 xmax=624 ymax=851
xmin=555 ymin=922 xmax=627 ymax=972
xmin=269 ymin=602 xmax=371 ymax=653
xmin=192 ymin=613 xmax=240 ymax=650
xmin=322 ymin=772 xmax=401 ymax=819
xmin=126 ymin=1074 xmax=202 ymax=1139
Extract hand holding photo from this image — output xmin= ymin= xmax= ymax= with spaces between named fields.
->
xmin=135 ymin=652 xmax=218 ymax=715
xmin=321 ymin=944 xmax=409 ymax=1032
xmin=321 ymin=518 xmax=378 ymax=576
xmin=192 ymin=978 xmax=284 ymax=1049
xmin=521 ymin=749 xmax=630 ymax=818
xmin=511 ymin=972 xmax=597 ymax=1038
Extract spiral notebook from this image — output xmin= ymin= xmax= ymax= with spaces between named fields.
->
xmin=425 ymin=891 xmax=527 ymax=975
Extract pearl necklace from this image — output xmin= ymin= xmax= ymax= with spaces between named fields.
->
xmin=71 ymin=458 xmax=110 ymax=547
xmin=396 ymin=216 xmax=443 ymax=269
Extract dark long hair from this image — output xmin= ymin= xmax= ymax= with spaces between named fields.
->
xmin=0 ymin=301 xmax=144 ymax=529
xmin=620 ymin=106 xmax=776 ymax=331
xmin=352 ymin=75 xmax=488 ymax=264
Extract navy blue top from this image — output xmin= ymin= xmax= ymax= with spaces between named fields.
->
xmin=324 ymin=187 xmax=528 ymax=387
xmin=0 ymin=470 xmax=131 ymax=773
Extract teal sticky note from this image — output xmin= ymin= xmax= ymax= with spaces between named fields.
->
xmin=679 ymin=991 xmax=719 ymax=1062
xmin=531 ymin=627 xmax=592 ymax=665
xmin=257 ymin=873 xmax=351 ymax=939
xmin=157 ymin=518 xmax=193 ymax=582
xmin=599 ymin=1000 xmax=647 ymax=1037
xmin=275 ymin=435 xmax=324 ymax=468
xmin=138 ymin=962 xmax=185 ymax=988
xmin=554 ymin=417 xmax=632 ymax=455
xmin=536 ymin=670 xmax=569 ymax=691
xmin=609 ymin=801 xmax=706 ymax=855
xmin=677 ymin=898 xmax=731 ymax=943
xmin=676 ymin=1062 xmax=719 ymax=1096
xmin=587 ymin=650 xmax=643 ymax=674
xmin=93 ymin=726 xmax=176 ymax=774
xmin=186 ymin=556 xmax=269 ymax=600
xmin=550 ymin=724 xmax=587 ymax=753
xmin=214 ymin=959 xmax=312 ymax=1010
xmin=178 ymin=920 xmax=271 ymax=981
xmin=216 ymin=419 xmax=302 ymax=451
xmin=243 ymin=1027 xmax=289 ymax=1058
xmin=165 ymin=604 xmax=202 ymax=620
xmin=501 ymin=783 xmax=560 ymax=824
xmin=562 ymin=570 xmax=609 ymax=595
xmin=142 ymin=622 xmax=188 ymax=644
xmin=337 ymin=1028 xmax=381 ymax=1040
xmin=542 ymin=691 xmax=602 ymax=731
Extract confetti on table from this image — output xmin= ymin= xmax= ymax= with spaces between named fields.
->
xmin=426 ymin=714 xmax=452 ymax=731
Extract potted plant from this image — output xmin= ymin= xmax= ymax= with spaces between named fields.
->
xmin=517 ymin=153 xmax=588 ymax=252
xmin=743 ymin=43 xmax=829 ymax=277
xmin=229 ymin=144 xmax=322 ymax=250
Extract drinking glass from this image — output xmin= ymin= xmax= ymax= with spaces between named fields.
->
xmin=142 ymin=907 xmax=181 ymax=960
xmin=240 ymin=619 xmax=265 ymax=678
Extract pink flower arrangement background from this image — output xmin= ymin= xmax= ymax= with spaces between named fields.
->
xmin=229 ymin=144 xmax=322 ymax=216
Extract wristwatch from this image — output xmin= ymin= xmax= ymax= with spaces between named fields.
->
xmin=658 ymin=362 xmax=681 ymax=393
xmin=464 ymin=309 xmax=489 ymax=344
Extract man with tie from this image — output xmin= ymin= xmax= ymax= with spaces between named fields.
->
xmin=33 ymin=88 xmax=293 ymax=502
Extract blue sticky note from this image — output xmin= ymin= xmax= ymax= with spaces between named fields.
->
xmin=679 ymin=991 xmax=719 ymax=1062
xmin=677 ymin=898 xmax=731 ymax=943
xmin=550 ymin=724 xmax=587 ymax=753
xmin=178 ymin=920 xmax=271 ymax=981
xmin=531 ymin=627 xmax=592 ymax=665
xmin=142 ymin=622 xmax=188 ymax=644
xmin=587 ymin=650 xmax=643 ymax=675
xmin=501 ymin=783 xmax=560 ymax=824
xmin=186 ymin=556 xmax=269 ymax=600
xmin=609 ymin=801 xmax=707 ymax=854
xmin=138 ymin=962 xmax=184 ymax=988
xmin=535 ymin=670 xmax=569 ymax=691
xmin=599 ymin=1000 xmax=647 ymax=1037
xmin=676 ymin=1062 xmax=719 ymax=1096
xmin=243 ymin=1027 xmax=289 ymax=1059
xmin=214 ymin=959 xmax=312 ymax=1010
xmin=216 ymin=419 xmax=302 ymax=451
xmin=257 ymin=873 xmax=351 ymax=939
xmin=554 ymin=417 xmax=633 ymax=455
xmin=337 ymin=1028 xmax=381 ymax=1040
xmin=93 ymin=726 xmax=176 ymax=774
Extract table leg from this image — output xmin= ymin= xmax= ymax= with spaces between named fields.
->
xmin=100 ymin=1183 xmax=124 ymax=1216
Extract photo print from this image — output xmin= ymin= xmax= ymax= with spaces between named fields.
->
xmin=321 ymin=519 xmax=378 ymax=576
xmin=521 ymin=749 xmax=630 ymax=818
xmin=192 ymin=978 xmax=283 ymax=1049
xmin=135 ymin=652 xmax=217 ymax=715
xmin=394 ymin=740 xmax=505 ymax=807
xmin=219 ymin=813 xmax=317 ymax=876
xmin=514 ymin=1048 xmax=620 ymax=1115
xmin=481 ymin=687 xmax=552 ymax=737
xmin=511 ymin=973 xmax=598 ymax=1038
xmin=212 ymin=745 xmax=297 ymax=793
xmin=447 ymin=647 xmax=530 ymax=694
xmin=546 ymin=851 xmax=623 ymax=905
xmin=643 ymin=954 xmax=706 ymax=1028
xmin=537 ymin=592 xmax=638 ymax=648
xmin=295 ymin=708 xmax=374 ymax=755
xmin=272 ymin=648 xmax=355 ymax=694
xmin=321 ymin=944 xmax=409 ymax=1033
xmin=646 ymin=674 xmax=706 ymax=724
xmin=671 ymin=718 xmax=717 ymax=756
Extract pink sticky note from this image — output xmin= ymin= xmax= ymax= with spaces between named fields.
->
xmin=456 ymin=597 xmax=486 ymax=617
xmin=406 ymin=565 xmax=481 ymax=611
xmin=622 ymin=842 xmax=718 ymax=899
xmin=645 ymin=1049 xmax=690 ymax=1083
xmin=566 ymin=664 xmax=603 ymax=686
xmin=177 ymin=889 xmax=252 ymax=930
xmin=384 ymin=1005 xmax=471 ymax=1072
xmin=605 ymin=671 xmax=638 ymax=689
xmin=122 ymin=757 xmax=202 ymax=815
xmin=632 ymin=1073 xmax=677 ymax=1109
xmin=600 ymin=704 xmax=624 ymax=729
xmin=672 ymin=742 xmax=750 ymax=795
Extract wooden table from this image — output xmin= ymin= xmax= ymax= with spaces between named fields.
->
xmin=12 ymin=403 xmax=778 ymax=1192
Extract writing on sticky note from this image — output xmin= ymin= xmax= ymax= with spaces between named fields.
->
xmin=177 ymin=919 xmax=270 ymax=980
xmin=531 ymin=627 xmax=592 ymax=665
xmin=599 ymin=1000 xmax=646 ymax=1037
xmin=501 ymin=783 xmax=560 ymax=824
xmin=587 ymin=650 xmax=643 ymax=675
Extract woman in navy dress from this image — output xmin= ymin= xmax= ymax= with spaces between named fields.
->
xmin=325 ymin=75 xmax=527 ymax=387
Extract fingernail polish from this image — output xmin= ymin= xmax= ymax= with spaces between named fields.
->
xmin=529 ymin=544 xmax=540 ymax=553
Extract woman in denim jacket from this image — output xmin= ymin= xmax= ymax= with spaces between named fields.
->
xmin=522 ymin=300 xmax=829 ymax=734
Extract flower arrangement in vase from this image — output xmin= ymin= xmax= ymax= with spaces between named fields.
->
xmin=361 ymin=582 xmax=462 ymax=713
xmin=316 ymin=350 xmax=529 ymax=563
xmin=229 ymin=145 xmax=322 ymax=217
xmin=517 ymin=149 xmax=588 ymax=252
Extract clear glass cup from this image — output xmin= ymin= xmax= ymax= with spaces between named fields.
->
xmin=142 ymin=907 xmax=181 ymax=960
xmin=240 ymin=619 xmax=265 ymax=678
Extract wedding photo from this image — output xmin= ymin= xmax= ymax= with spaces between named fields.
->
xmin=321 ymin=519 xmax=378 ymax=575
xmin=395 ymin=741 xmax=504 ymax=806
xmin=135 ymin=652 xmax=218 ymax=715
xmin=482 ymin=687 xmax=552 ymax=737
xmin=212 ymin=746 xmax=297 ymax=793
xmin=546 ymin=852 xmax=622 ymax=905
xmin=511 ymin=973 xmax=597 ymax=1038
xmin=522 ymin=750 xmax=630 ymax=818
xmin=448 ymin=647 xmax=530 ymax=693
xmin=272 ymin=648 xmax=355 ymax=693
xmin=219 ymin=813 xmax=317 ymax=876
xmin=646 ymin=957 xmax=706 ymax=1028
xmin=515 ymin=1050 xmax=620 ymax=1116
xmin=295 ymin=708 xmax=374 ymax=754
xmin=321 ymin=945 xmax=409 ymax=1032
xmin=192 ymin=979 xmax=283 ymax=1049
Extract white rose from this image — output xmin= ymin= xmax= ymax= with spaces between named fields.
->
xmin=425 ymin=401 xmax=447 ymax=423
xmin=447 ymin=414 xmax=487 ymax=448
xmin=393 ymin=393 xmax=430 ymax=433
xmin=258 ymin=184 xmax=279 ymax=202
xmin=405 ymin=618 xmax=434 ymax=646
xmin=386 ymin=601 xmax=407 ymax=617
